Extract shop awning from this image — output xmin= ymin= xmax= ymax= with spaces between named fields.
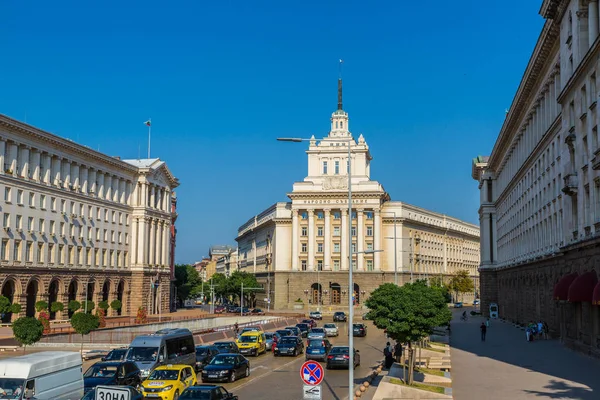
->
xmin=567 ymin=271 xmax=598 ymax=302
xmin=592 ymin=282 xmax=600 ymax=305
xmin=553 ymin=272 xmax=578 ymax=301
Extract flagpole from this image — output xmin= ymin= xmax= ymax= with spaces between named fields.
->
xmin=147 ymin=118 xmax=152 ymax=158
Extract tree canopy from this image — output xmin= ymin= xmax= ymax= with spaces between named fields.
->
xmin=447 ymin=269 xmax=475 ymax=301
xmin=12 ymin=317 xmax=44 ymax=353
xmin=175 ymin=264 xmax=203 ymax=302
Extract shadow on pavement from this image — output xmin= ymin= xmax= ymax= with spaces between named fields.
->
xmin=523 ymin=379 xmax=595 ymax=399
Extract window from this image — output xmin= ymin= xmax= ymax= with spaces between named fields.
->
xmin=301 ymin=260 xmax=307 ymax=271
xmin=333 ymin=212 xmax=341 ymax=220
xmin=70 ymin=224 xmax=74 ymax=237
xmin=301 ymin=226 xmax=308 ymax=236
xmin=51 ymin=197 xmax=56 ymax=211
xmin=316 ymin=212 xmax=323 ymax=219
xmin=301 ymin=212 xmax=308 ymax=220
xmin=28 ymin=193 xmax=34 ymax=207
xmin=4 ymin=187 xmax=11 ymax=202
xmin=125 ymin=233 xmax=129 ymax=245
xmin=40 ymin=194 xmax=46 ymax=209
xmin=366 ymin=212 xmax=373 ymax=220
xmin=86 ymin=249 xmax=92 ymax=265
xmin=67 ymin=246 xmax=73 ymax=264
xmin=333 ymin=226 xmax=340 ymax=236
xmin=25 ymin=242 xmax=32 ymax=262
xmin=94 ymin=249 xmax=100 ymax=265
xmin=366 ymin=260 xmax=373 ymax=271
xmin=103 ymin=229 xmax=108 ymax=242
xmin=126 ymin=215 xmax=130 ymax=226
xmin=118 ymin=232 xmax=122 ymax=244
xmin=352 ymin=260 xmax=357 ymax=270
xmin=13 ymin=240 xmax=21 ymax=261
xmin=582 ymin=85 xmax=588 ymax=111
xmin=124 ymin=251 xmax=128 ymax=265
xmin=110 ymin=250 xmax=114 ymax=267
xmin=87 ymin=227 xmax=92 ymax=240
xmin=79 ymin=204 xmax=84 ymax=216
xmin=366 ymin=242 xmax=373 ymax=251
xmin=317 ymin=260 xmax=323 ymax=271
xmin=88 ymin=205 xmax=92 ymax=218
xmin=346 ymin=160 xmax=350 ymax=173
xmin=111 ymin=230 xmax=115 ymax=243
xmin=104 ymin=210 xmax=108 ymax=222
xmin=17 ymin=190 xmax=23 ymax=205
xmin=323 ymin=161 xmax=328 ymax=175
xmin=58 ymin=245 xmax=64 ymax=264
xmin=334 ymin=161 xmax=340 ymax=175
xmin=351 ymin=211 xmax=357 ymax=219
xmin=27 ymin=217 xmax=33 ymax=231
xmin=301 ymin=243 xmax=307 ymax=253
xmin=96 ymin=207 xmax=101 ymax=220
xmin=351 ymin=226 xmax=357 ymax=236
xmin=77 ymin=247 xmax=82 ymax=265
xmin=1 ymin=240 xmax=8 ymax=261
xmin=49 ymin=221 xmax=55 ymax=234
xmin=61 ymin=199 xmax=66 ymax=213
xmin=16 ymin=215 xmax=22 ymax=229
xmin=48 ymin=243 xmax=55 ymax=263
xmin=119 ymin=212 xmax=123 ymax=224
xmin=317 ymin=227 xmax=323 ymax=236
xmin=102 ymin=249 xmax=107 ymax=266
xmin=3 ymin=214 xmax=9 ymax=228
xmin=317 ymin=243 xmax=323 ymax=253
xmin=351 ymin=242 xmax=357 ymax=253
xmin=116 ymin=251 xmax=121 ymax=267
xmin=112 ymin=211 xmax=116 ymax=223
xmin=60 ymin=222 xmax=65 ymax=235
xmin=333 ymin=242 xmax=340 ymax=253
xmin=333 ymin=260 xmax=340 ymax=271
xmin=96 ymin=228 xmax=100 ymax=241
xmin=37 ymin=243 xmax=44 ymax=263
xmin=366 ymin=226 xmax=373 ymax=236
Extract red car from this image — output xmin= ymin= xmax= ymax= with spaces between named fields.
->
xmin=302 ymin=319 xmax=317 ymax=329
xmin=214 ymin=306 xmax=226 ymax=314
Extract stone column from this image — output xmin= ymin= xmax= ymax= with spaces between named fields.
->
xmin=591 ymin=1 xmax=599 ymax=44
xmin=31 ymin=149 xmax=41 ymax=182
xmin=292 ymin=210 xmax=299 ymax=270
xmin=137 ymin=218 xmax=146 ymax=266
xmin=374 ymin=210 xmax=382 ymax=270
xmin=149 ymin=219 xmax=156 ymax=266
xmin=42 ymin=153 xmax=51 ymax=184
xmin=307 ymin=210 xmax=315 ymax=270
xmin=0 ymin=139 xmax=5 ymax=175
xmin=126 ymin=182 xmax=133 ymax=205
xmin=491 ymin=213 xmax=498 ymax=263
xmin=62 ymin=159 xmax=71 ymax=188
xmin=81 ymin=167 xmax=88 ymax=194
xmin=7 ymin=142 xmax=17 ymax=176
xmin=97 ymin=172 xmax=105 ymax=198
xmin=357 ymin=209 xmax=364 ymax=271
xmin=52 ymin=157 xmax=61 ymax=186
xmin=324 ymin=209 xmax=331 ymax=270
xmin=72 ymin=163 xmax=80 ymax=191
xmin=105 ymin=175 xmax=112 ymax=201
xmin=119 ymin=180 xmax=126 ymax=204
xmin=341 ymin=209 xmax=348 ymax=270
xmin=19 ymin=146 xmax=30 ymax=179
xmin=131 ymin=218 xmax=138 ymax=265
xmin=150 ymin=186 xmax=156 ymax=208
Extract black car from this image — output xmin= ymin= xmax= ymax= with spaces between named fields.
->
xmin=326 ymin=346 xmax=360 ymax=369
xmin=274 ymin=336 xmax=304 ymax=357
xmin=81 ymin=385 xmax=143 ymax=400
xmin=201 ymin=353 xmax=250 ymax=383
xmin=353 ymin=323 xmax=367 ymax=337
xmin=295 ymin=323 xmax=310 ymax=337
xmin=285 ymin=326 xmax=302 ymax=337
xmin=83 ymin=361 xmax=141 ymax=394
xmin=301 ymin=319 xmax=317 ymax=329
xmin=305 ymin=339 xmax=332 ymax=361
xmin=213 ymin=341 xmax=240 ymax=354
xmin=276 ymin=329 xmax=294 ymax=338
xmin=181 ymin=385 xmax=238 ymax=399
xmin=333 ymin=312 xmax=347 ymax=322
xmin=101 ymin=348 xmax=128 ymax=362
xmin=195 ymin=345 xmax=220 ymax=372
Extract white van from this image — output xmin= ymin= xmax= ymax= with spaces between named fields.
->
xmin=0 ymin=351 xmax=83 ymax=399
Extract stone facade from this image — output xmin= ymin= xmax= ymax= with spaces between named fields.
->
xmin=0 ymin=114 xmax=179 ymax=320
xmin=472 ymin=0 xmax=600 ymax=356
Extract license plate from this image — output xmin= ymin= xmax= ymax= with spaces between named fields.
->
xmin=335 ymin=356 xmax=344 ymax=360
xmin=208 ymin=374 xmax=218 ymax=378
xmin=147 ymin=395 xmax=159 ymax=398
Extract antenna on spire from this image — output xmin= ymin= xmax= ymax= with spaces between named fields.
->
xmin=338 ymin=59 xmax=344 ymax=110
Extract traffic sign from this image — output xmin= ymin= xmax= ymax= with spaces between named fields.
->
xmin=300 ymin=360 xmax=324 ymax=386
xmin=303 ymin=384 xmax=322 ymax=400
xmin=96 ymin=385 xmax=131 ymax=400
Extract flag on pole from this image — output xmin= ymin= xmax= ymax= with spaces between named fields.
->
xmin=144 ymin=120 xmax=151 ymax=126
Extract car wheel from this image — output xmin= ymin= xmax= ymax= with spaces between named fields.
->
xmin=293 ymin=349 xmax=297 ymax=357
xmin=245 ymin=366 xmax=250 ymax=377
xmin=230 ymin=372 xmax=236 ymax=383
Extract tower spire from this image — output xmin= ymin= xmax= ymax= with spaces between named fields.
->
xmin=338 ymin=59 xmax=344 ymax=110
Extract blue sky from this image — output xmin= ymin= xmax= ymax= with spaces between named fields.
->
xmin=1 ymin=1 xmax=544 ymax=263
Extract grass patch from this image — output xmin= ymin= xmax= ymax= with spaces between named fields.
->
xmin=389 ymin=378 xmax=446 ymax=394
xmin=425 ymin=346 xmax=446 ymax=353
xmin=415 ymin=367 xmax=445 ymax=377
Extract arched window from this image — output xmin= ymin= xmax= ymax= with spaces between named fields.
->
xmin=336 ymin=121 xmax=338 ymax=129
xmin=340 ymin=121 xmax=344 ymax=129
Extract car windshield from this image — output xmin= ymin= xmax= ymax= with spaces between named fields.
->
xmin=308 ymin=340 xmax=325 ymax=347
xmin=214 ymin=343 xmax=232 ymax=349
xmin=0 ymin=379 xmax=25 ymax=399
xmin=353 ymin=324 xmax=363 ymax=328
xmin=210 ymin=355 xmax=237 ymax=365
xmin=297 ymin=324 xmax=308 ymax=330
xmin=196 ymin=347 xmax=210 ymax=355
xmin=84 ymin=365 xmax=118 ymax=378
xmin=148 ymin=369 xmax=179 ymax=381
xmin=324 ymin=324 xmax=336 ymax=328
xmin=335 ymin=312 xmax=344 ymax=316
xmin=265 ymin=333 xmax=274 ymax=339
xmin=311 ymin=328 xmax=325 ymax=333
xmin=279 ymin=338 xmax=296 ymax=344
xmin=105 ymin=349 xmax=126 ymax=360
xmin=126 ymin=346 xmax=158 ymax=362
xmin=179 ymin=389 xmax=213 ymax=399
xmin=277 ymin=330 xmax=291 ymax=336
xmin=330 ymin=347 xmax=349 ymax=354
xmin=239 ymin=335 xmax=258 ymax=343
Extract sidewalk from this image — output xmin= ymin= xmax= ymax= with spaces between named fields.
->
xmin=450 ymin=310 xmax=600 ymax=399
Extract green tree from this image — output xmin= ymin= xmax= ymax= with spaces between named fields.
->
xmin=12 ymin=317 xmax=44 ymax=353
xmin=429 ymin=276 xmax=452 ymax=303
xmin=70 ymin=312 xmax=100 ymax=354
xmin=9 ymin=304 xmax=21 ymax=314
xmin=82 ymin=301 xmax=95 ymax=313
xmin=68 ymin=300 xmax=81 ymax=312
xmin=229 ymin=271 xmax=262 ymax=308
xmin=110 ymin=300 xmax=122 ymax=311
xmin=447 ymin=269 xmax=475 ymax=302
xmin=174 ymin=264 xmax=203 ymax=303
xmin=51 ymin=301 xmax=64 ymax=313
xmin=365 ymin=281 xmax=452 ymax=384
xmin=209 ymin=273 xmax=229 ymax=301
xmin=97 ymin=301 xmax=109 ymax=311
xmin=35 ymin=301 xmax=48 ymax=312
xmin=0 ymin=296 xmax=11 ymax=315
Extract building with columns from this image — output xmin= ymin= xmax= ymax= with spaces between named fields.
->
xmin=472 ymin=0 xmax=600 ymax=355
xmin=236 ymin=80 xmax=480 ymax=310
xmin=0 ymin=114 xmax=179 ymax=320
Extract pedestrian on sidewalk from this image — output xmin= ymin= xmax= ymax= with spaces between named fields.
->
xmin=485 ymin=318 xmax=490 ymax=328
xmin=394 ymin=341 xmax=403 ymax=364
xmin=480 ymin=322 xmax=487 ymax=341
xmin=542 ymin=321 xmax=549 ymax=340
xmin=384 ymin=342 xmax=394 ymax=369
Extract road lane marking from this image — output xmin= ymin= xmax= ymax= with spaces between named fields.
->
xmin=232 ymin=356 xmax=305 ymax=391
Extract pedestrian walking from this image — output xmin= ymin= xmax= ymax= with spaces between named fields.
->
xmin=480 ymin=322 xmax=487 ymax=341
xmin=485 ymin=318 xmax=490 ymax=328
xmin=234 ymin=322 xmax=239 ymax=336
xmin=394 ymin=341 xmax=403 ymax=364
xmin=384 ymin=342 xmax=394 ymax=368
xmin=542 ymin=321 xmax=549 ymax=340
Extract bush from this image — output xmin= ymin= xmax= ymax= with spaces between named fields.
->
xmin=68 ymin=300 xmax=81 ymax=312
xmin=35 ymin=301 xmax=48 ymax=312
xmin=82 ymin=301 xmax=95 ymax=313
xmin=98 ymin=301 xmax=109 ymax=311
xmin=95 ymin=308 xmax=106 ymax=328
xmin=12 ymin=317 xmax=44 ymax=353
xmin=51 ymin=301 xmax=64 ymax=313
xmin=110 ymin=300 xmax=122 ymax=311
xmin=295 ymin=298 xmax=303 ymax=303
xmin=38 ymin=311 xmax=50 ymax=334
xmin=134 ymin=307 xmax=148 ymax=324
xmin=9 ymin=304 xmax=21 ymax=314
xmin=0 ymin=296 xmax=11 ymax=315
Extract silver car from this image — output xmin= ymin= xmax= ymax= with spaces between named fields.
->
xmin=265 ymin=331 xmax=280 ymax=351
xmin=323 ymin=323 xmax=339 ymax=337
xmin=307 ymin=327 xmax=327 ymax=340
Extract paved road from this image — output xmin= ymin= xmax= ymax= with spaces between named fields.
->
xmin=451 ymin=307 xmax=600 ymax=400
xmin=215 ymin=320 xmax=387 ymax=400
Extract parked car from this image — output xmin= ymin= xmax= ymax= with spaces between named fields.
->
xmin=473 ymin=299 xmax=480 ymax=307
xmin=214 ymin=306 xmax=226 ymax=314
xmin=251 ymin=308 xmax=265 ymax=315
xmin=326 ymin=346 xmax=360 ymax=369
xmin=352 ymin=323 xmax=367 ymax=337
xmin=285 ymin=326 xmax=302 ymax=337
xmin=309 ymin=311 xmax=323 ymax=320
xmin=454 ymin=302 xmax=464 ymax=308
xmin=307 ymin=328 xmax=327 ymax=340
xmin=295 ymin=323 xmax=310 ymax=337
xmin=195 ymin=345 xmax=220 ymax=372
xmin=301 ymin=319 xmax=317 ymax=329
xmin=265 ymin=332 xmax=281 ymax=351
xmin=140 ymin=364 xmax=196 ymax=399
xmin=276 ymin=329 xmax=294 ymax=338
xmin=81 ymin=386 xmax=142 ymax=400
xmin=305 ymin=339 xmax=332 ymax=361
xmin=333 ymin=312 xmax=347 ymax=322
xmin=213 ymin=341 xmax=240 ymax=354
xmin=273 ymin=336 xmax=304 ymax=357
xmin=180 ymin=385 xmax=238 ymax=399
xmin=323 ymin=323 xmax=339 ymax=337
xmin=226 ymin=305 xmax=238 ymax=313
xmin=200 ymin=354 xmax=250 ymax=383
xmin=83 ymin=361 xmax=141 ymax=394
xmin=101 ymin=348 xmax=127 ymax=362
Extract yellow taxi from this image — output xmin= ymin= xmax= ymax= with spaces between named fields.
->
xmin=140 ymin=364 xmax=196 ymax=399
xmin=235 ymin=331 xmax=267 ymax=356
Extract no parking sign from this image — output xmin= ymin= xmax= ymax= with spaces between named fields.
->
xmin=300 ymin=360 xmax=324 ymax=386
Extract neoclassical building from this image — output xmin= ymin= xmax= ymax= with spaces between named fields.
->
xmin=0 ymin=114 xmax=179 ymax=320
xmin=236 ymin=80 xmax=480 ymax=310
xmin=473 ymin=0 xmax=600 ymax=355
